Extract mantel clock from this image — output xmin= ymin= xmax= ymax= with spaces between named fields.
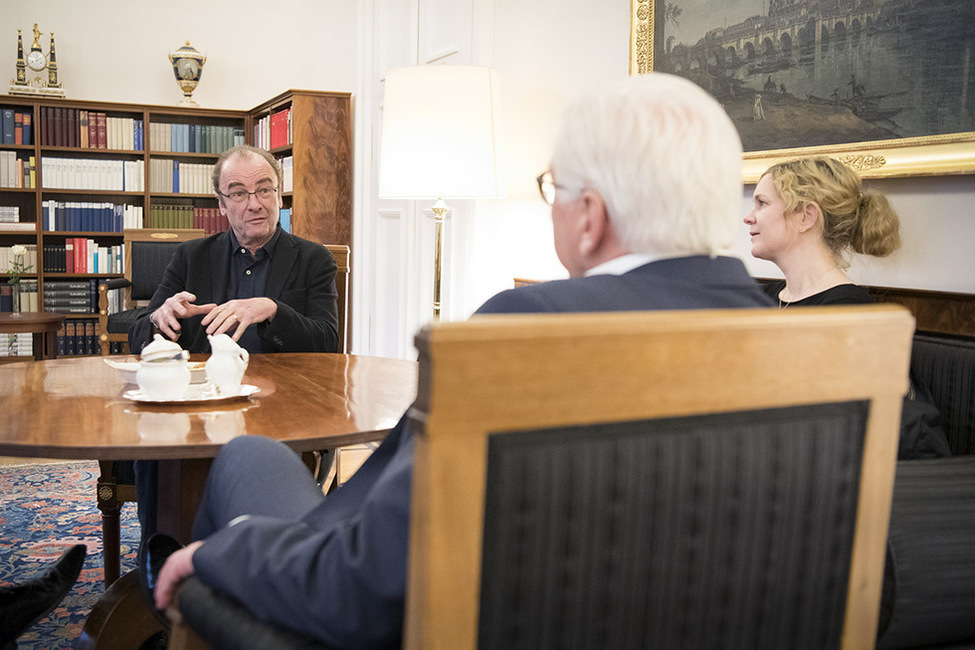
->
xmin=9 ymin=24 xmax=65 ymax=98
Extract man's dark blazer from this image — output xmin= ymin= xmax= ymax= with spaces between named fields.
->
xmin=190 ymin=255 xmax=774 ymax=648
xmin=476 ymin=255 xmax=774 ymax=314
xmin=129 ymin=227 xmax=339 ymax=354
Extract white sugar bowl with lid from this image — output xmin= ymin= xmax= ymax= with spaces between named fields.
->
xmin=136 ymin=334 xmax=191 ymax=400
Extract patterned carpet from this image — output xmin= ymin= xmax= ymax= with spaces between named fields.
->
xmin=0 ymin=461 xmax=141 ymax=649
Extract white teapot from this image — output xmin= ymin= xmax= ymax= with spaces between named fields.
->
xmin=206 ymin=334 xmax=250 ymax=395
xmin=137 ymin=334 xmax=191 ymax=400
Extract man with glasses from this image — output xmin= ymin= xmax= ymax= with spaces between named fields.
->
xmin=127 ymin=144 xmax=339 ymax=542
xmin=144 ymin=73 xmax=772 ymax=648
xmin=129 ymin=144 xmax=339 ymax=355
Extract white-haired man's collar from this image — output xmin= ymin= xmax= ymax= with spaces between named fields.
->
xmin=585 ymin=252 xmax=685 ymax=277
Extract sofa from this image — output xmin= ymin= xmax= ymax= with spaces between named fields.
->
xmin=877 ymin=332 xmax=975 ymax=649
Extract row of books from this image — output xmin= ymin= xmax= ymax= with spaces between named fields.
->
xmin=42 ymin=200 xmax=143 ymax=233
xmin=43 ymin=240 xmax=123 ymax=275
xmin=0 ymin=151 xmax=34 ymax=188
xmin=149 ymin=159 xmax=215 ymax=194
xmin=149 ymin=122 xmax=244 ymax=154
xmin=1 ymin=109 xmax=33 ymax=145
xmin=0 ymin=206 xmax=21 ymax=222
xmin=58 ymin=319 xmax=101 ymax=356
xmin=0 ymin=332 xmax=33 ymax=357
xmin=278 ymin=155 xmax=294 ymax=192
xmin=40 ymin=157 xmax=145 ymax=191
xmin=255 ymin=107 xmax=292 ymax=150
xmin=147 ymin=205 xmax=229 ymax=234
xmin=37 ymin=107 xmax=143 ymax=151
xmin=43 ymin=279 xmax=99 ymax=314
xmin=1 ymin=243 xmax=38 ymax=273
xmin=0 ymin=279 xmax=38 ymax=313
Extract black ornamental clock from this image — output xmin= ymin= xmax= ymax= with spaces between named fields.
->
xmin=9 ymin=23 xmax=65 ymax=98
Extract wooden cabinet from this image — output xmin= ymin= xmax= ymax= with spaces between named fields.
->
xmin=1 ymin=90 xmax=353 ymax=356
xmin=248 ymin=90 xmax=352 ymax=247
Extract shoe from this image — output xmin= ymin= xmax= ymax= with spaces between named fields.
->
xmin=0 ymin=544 xmax=87 ymax=645
xmin=138 ymin=533 xmax=184 ymax=629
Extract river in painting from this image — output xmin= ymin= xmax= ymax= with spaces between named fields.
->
xmin=656 ymin=0 xmax=975 ymax=151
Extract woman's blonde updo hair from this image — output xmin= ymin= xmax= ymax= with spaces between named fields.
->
xmin=765 ymin=156 xmax=901 ymax=266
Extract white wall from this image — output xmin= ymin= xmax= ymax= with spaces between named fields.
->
xmin=4 ymin=0 xmax=358 ymax=109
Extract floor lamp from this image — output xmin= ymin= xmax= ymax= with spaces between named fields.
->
xmin=378 ymin=65 xmax=504 ymax=320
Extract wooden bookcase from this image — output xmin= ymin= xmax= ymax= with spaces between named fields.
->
xmin=247 ymin=90 xmax=353 ymax=248
xmin=1 ymin=90 xmax=353 ymax=357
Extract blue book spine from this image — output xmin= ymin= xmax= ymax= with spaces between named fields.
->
xmin=1 ymin=109 xmax=14 ymax=144
xmin=22 ymin=112 xmax=32 ymax=145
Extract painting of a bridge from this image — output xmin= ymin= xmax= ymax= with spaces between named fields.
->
xmin=631 ymin=0 xmax=975 ymax=178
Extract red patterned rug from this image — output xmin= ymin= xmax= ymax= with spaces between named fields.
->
xmin=0 ymin=461 xmax=141 ymax=649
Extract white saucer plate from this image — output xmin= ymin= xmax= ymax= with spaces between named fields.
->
xmin=122 ymin=384 xmax=259 ymax=405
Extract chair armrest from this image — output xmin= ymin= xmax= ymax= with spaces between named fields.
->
xmin=98 ymin=277 xmax=132 ymax=316
xmin=99 ymin=277 xmax=132 ymax=292
xmin=175 ymin=577 xmax=333 ymax=650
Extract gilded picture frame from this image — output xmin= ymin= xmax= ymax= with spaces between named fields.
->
xmin=629 ymin=0 xmax=975 ymax=182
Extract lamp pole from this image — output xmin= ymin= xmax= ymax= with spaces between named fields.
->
xmin=431 ymin=198 xmax=448 ymax=320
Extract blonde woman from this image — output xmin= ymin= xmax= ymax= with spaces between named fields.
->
xmin=746 ymin=155 xmax=949 ymax=460
xmin=744 ymin=155 xmax=900 ymax=307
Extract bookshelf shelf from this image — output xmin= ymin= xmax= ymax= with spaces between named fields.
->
xmin=39 ymin=146 xmax=145 ymax=155
xmin=40 ymin=189 xmax=146 ymax=196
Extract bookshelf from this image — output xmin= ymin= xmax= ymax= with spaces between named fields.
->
xmin=248 ymin=90 xmax=352 ymax=248
xmin=2 ymin=91 xmax=353 ymax=357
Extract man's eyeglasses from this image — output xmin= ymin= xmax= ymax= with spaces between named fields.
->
xmin=536 ymin=170 xmax=573 ymax=206
xmin=216 ymin=187 xmax=278 ymax=204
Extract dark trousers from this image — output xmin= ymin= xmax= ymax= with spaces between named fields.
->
xmin=192 ymin=436 xmax=325 ymax=539
xmin=134 ymin=438 xmax=323 ymax=543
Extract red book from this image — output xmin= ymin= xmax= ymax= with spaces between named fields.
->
xmin=14 ymin=112 xmax=23 ymax=145
xmin=39 ymin=107 xmax=48 ymax=146
xmin=96 ymin=113 xmax=107 ymax=149
xmin=76 ymin=238 xmax=86 ymax=273
xmin=53 ymin=107 xmax=63 ymax=146
xmin=65 ymin=238 xmax=75 ymax=273
xmin=88 ymin=112 xmax=99 ymax=149
xmin=270 ymin=109 xmax=287 ymax=149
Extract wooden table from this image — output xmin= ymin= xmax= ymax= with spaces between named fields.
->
xmin=0 ymin=311 xmax=65 ymax=360
xmin=0 ymin=352 xmax=417 ymax=539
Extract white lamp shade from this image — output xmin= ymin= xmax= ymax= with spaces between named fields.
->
xmin=378 ymin=65 xmax=504 ymax=200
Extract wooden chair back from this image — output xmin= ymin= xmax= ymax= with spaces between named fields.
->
xmin=325 ymin=244 xmax=350 ymax=353
xmin=98 ymin=228 xmax=205 ymax=356
xmin=405 ymin=305 xmax=915 ymax=649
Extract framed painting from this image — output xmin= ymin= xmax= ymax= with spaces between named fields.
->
xmin=630 ymin=0 xmax=975 ymax=181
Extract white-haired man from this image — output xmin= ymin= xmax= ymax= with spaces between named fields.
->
xmin=144 ymin=73 xmax=773 ymax=648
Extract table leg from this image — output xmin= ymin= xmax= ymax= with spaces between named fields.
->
xmin=157 ymin=458 xmax=213 ymax=544
xmin=32 ymin=332 xmax=45 ymax=361
xmin=44 ymin=330 xmax=58 ymax=359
